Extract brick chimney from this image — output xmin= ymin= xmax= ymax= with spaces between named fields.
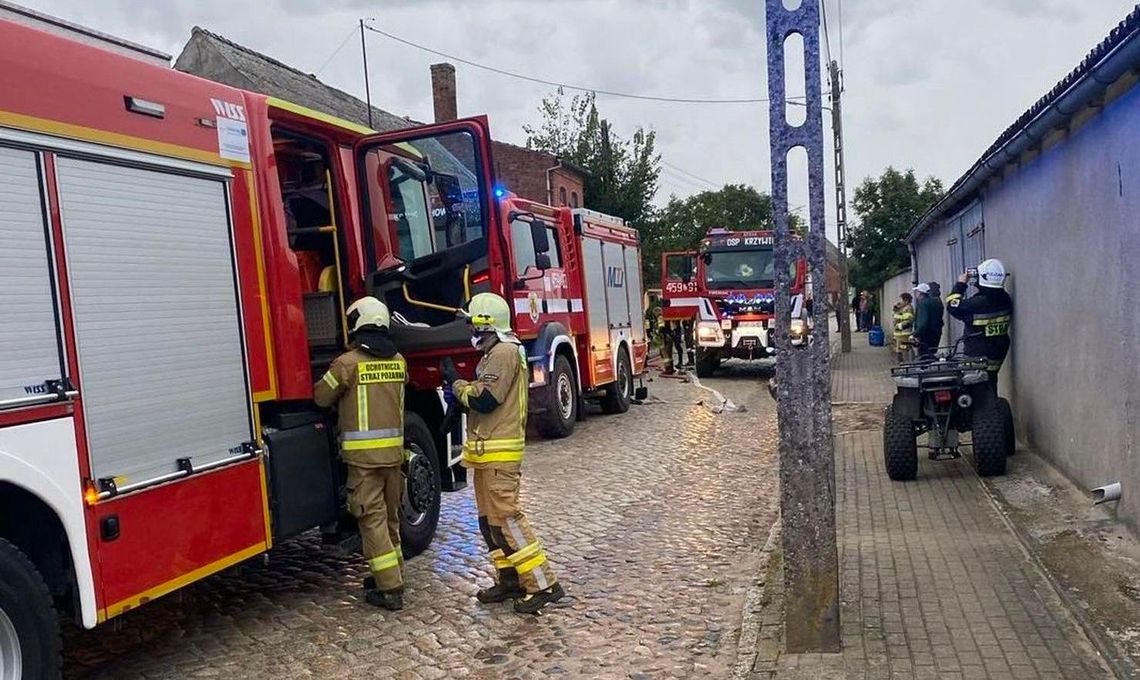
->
xmin=430 ymin=62 xmax=457 ymax=123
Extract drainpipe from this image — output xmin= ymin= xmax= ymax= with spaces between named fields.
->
xmin=546 ymin=157 xmax=563 ymax=205
xmin=908 ymin=242 xmax=919 ymax=285
xmin=1092 ymin=482 xmax=1122 ymax=505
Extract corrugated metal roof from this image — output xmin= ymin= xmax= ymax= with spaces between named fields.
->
xmin=176 ymin=27 xmax=416 ymax=133
xmin=907 ymin=4 xmax=1140 ymax=243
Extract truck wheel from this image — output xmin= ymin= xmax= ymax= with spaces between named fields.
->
xmin=0 ymin=538 xmax=60 ymax=680
xmin=695 ymin=347 xmax=718 ymax=378
xmin=970 ymin=404 xmax=1008 ymax=477
xmin=536 ymin=354 xmax=577 ymax=439
xmin=601 ymin=348 xmax=633 ymax=414
xmin=883 ymin=405 xmax=918 ymax=481
xmin=400 ymin=413 xmax=442 ymax=558
xmin=998 ymin=398 xmax=1016 ymax=456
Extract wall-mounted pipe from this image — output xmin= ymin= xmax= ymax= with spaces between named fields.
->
xmin=1092 ymin=481 xmax=1122 ymax=505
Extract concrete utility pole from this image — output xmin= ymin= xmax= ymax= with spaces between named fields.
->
xmin=830 ymin=60 xmax=852 ymax=353
xmin=765 ymin=0 xmax=840 ymax=653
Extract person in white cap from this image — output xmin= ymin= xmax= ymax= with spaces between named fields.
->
xmin=912 ymin=283 xmax=942 ymax=358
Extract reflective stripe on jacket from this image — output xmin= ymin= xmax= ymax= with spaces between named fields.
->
xmin=314 ymin=349 xmax=407 ymax=467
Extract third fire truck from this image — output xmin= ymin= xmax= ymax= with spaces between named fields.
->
xmin=660 ymin=228 xmax=807 ymax=376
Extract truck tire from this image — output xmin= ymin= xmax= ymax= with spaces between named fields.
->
xmin=998 ymin=397 xmax=1016 ymax=456
xmin=970 ymin=404 xmax=1008 ymax=477
xmin=400 ymin=413 xmax=442 ymax=557
xmin=536 ymin=354 xmax=576 ymax=439
xmin=883 ymin=405 xmax=918 ymax=481
xmin=695 ymin=347 xmax=718 ymax=378
xmin=601 ymin=348 xmax=633 ymax=414
xmin=0 ymin=538 xmax=60 ymax=680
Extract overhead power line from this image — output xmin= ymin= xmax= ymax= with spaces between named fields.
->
xmin=315 ymin=25 xmax=360 ymax=76
xmin=820 ymin=0 xmax=835 ymax=70
xmin=363 ymin=22 xmax=798 ymax=105
xmin=660 ymin=161 xmax=719 ymax=189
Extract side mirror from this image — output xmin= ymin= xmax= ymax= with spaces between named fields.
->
xmin=530 ymin=219 xmax=551 ymax=254
xmin=535 ymin=253 xmax=552 ymax=271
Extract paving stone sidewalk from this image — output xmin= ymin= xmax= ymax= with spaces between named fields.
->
xmin=741 ymin=341 xmax=1113 ymax=680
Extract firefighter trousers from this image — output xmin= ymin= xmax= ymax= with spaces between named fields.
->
xmin=346 ymin=464 xmax=404 ymax=591
xmin=473 ymin=466 xmax=558 ymax=594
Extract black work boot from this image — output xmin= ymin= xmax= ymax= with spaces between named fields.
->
xmin=476 ymin=570 xmax=525 ymax=604
xmin=365 ymin=588 xmax=404 ymax=611
xmin=513 ymin=583 xmax=565 ymax=614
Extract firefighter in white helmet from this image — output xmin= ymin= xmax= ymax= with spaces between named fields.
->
xmin=314 ymin=296 xmax=409 ymax=610
xmin=440 ymin=292 xmax=565 ymax=614
xmin=947 ymin=258 xmax=1012 ymax=393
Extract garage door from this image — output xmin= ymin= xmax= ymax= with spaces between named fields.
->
xmin=57 ymin=158 xmax=253 ymax=487
xmin=0 ymin=147 xmax=65 ymax=408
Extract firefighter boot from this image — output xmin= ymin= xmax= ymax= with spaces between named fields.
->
xmin=513 ymin=583 xmax=566 ymax=614
xmin=365 ymin=587 xmax=404 ymax=611
xmin=477 ymin=569 xmax=525 ymax=604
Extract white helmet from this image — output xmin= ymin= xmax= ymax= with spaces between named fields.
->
xmin=977 ymin=258 xmax=1007 ymax=289
xmin=346 ymin=296 xmax=390 ymax=332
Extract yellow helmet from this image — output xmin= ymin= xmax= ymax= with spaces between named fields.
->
xmin=466 ymin=292 xmax=513 ymax=335
xmin=346 ymin=296 xmax=390 ymax=332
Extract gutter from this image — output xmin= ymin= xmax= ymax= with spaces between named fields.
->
xmin=906 ymin=21 xmax=1140 ymax=244
xmin=546 ymin=157 xmax=564 ymax=205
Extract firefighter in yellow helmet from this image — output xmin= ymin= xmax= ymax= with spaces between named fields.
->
xmin=440 ymin=292 xmax=565 ymax=614
xmin=314 ymin=296 xmax=409 ymax=611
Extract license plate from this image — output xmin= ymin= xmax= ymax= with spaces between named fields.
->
xmin=741 ymin=338 xmax=758 ymax=348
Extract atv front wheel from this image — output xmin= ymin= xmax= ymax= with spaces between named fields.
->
xmin=883 ymin=405 xmax=918 ymax=481
xmin=971 ymin=404 xmax=1008 ymax=477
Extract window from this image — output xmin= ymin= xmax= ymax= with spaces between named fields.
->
xmin=559 ymin=187 xmax=567 ymax=206
xmin=705 ymin=249 xmax=778 ymax=290
xmin=510 ymin=218 xmax=561 ymax=275
xmin=361 ymin=129 xmax=487 ymax=268
xmin=570 ymin=192 xmax=579 ymax=208
xmin=665 ymin=254 xmax=695 ymax=280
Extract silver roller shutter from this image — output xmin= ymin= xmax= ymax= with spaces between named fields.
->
xmin=0 ymin=146 xmax=64 ymax=407
xmin=57 ymin=158 xmax=252 ymax=486
xmin=623 ymin=244 xmax=646 ymax=343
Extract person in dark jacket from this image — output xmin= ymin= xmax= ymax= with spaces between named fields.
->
xmin=912 ymin=283 xmax=944 ymax=358
xmin=851 ymin=293 xmax=863 ymax=331
xmin=947 ymin=259 xmax=1012 ymax=393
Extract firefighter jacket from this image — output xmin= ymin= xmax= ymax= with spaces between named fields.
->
xmin=314 ymin=346 xmax=407 ymax=468
xmin=453 ymin=340 xmax=528 ymax=469
xmin=892 ymin=303 xmax=914 ymax=337
xmin=946 ymin=282 xmax=1012 ymax=371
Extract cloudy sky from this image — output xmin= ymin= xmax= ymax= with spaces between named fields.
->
xmin=15 ymin=0 xmax=1139 ymax=237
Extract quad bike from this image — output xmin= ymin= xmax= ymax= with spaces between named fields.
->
xmin=883 ymin=340 xmax=1016 ymax=481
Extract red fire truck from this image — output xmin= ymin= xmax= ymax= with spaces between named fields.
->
xmin=0 ymin=16 xmax=645 ymax=673
xmin=660 ymin=228 xmax=808 ymax=376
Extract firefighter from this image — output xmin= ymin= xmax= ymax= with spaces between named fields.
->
xmin=440 ymin=293 xmax=565 ymax=614
xmin=891 ymin=292 xmax=915 ymax=362
xmin=660 ymin=320 xmax=678 ymax=374
xmin=313 ymin=296 xmax=408 ymax=611
xmin=947 ymin=259 xmax=1012 ymax=393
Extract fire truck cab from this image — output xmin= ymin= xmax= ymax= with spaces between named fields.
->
xmin=659 ymin=228 xmax=807 ymax=377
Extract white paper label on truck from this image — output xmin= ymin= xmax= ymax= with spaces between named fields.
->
xmin=216 ymin=116 xmax=250 ymax=163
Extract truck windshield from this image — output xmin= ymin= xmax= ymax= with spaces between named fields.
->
xmin=705 ymin=249 xmax=778 ymax=290
xmin=362 ymin=130 xmax=487 ymax=269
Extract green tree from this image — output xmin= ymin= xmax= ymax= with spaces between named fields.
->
xmin=523 ymin=90 xmax=660 ymax=226
xmin=848 ymin=167 xmax=944 ymax=291
xmin=640 ymin=184 xmax=781 ymax=283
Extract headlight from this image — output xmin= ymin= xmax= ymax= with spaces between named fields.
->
xmin=697 ymin=322 xmax=721 ymax=341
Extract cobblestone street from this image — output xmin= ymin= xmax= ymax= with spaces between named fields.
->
xmin=62 ymin=363 xmax=781 ymax=679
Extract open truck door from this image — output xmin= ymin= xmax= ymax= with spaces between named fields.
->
xmin=355 ymin=117 xmax=501 ymax=356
